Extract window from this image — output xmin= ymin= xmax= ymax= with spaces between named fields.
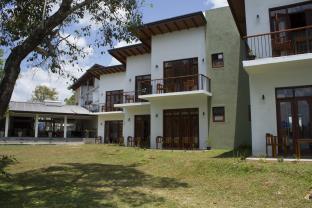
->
xmin=212 ymin=53 xmax=224 ymax=68
xmin=212 ymin=107 xmax=225 ymax=122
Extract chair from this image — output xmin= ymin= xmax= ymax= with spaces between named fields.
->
xmin=156 ymin=136 xmax=163 ymax=149
xmin=135 ymin=137 xmax=141 ymax=147
xmin=163 ymin=137 xmax=171 ymax=149
xmin=125 ymin=95 xmax=135 ymax=103
xmin=272 ymin=36 xmax=294 ymax=57
xmin=95 ymin=136 xmax=102 ymax=144
xmin=127 ymin=136 xmax=134 ymax=147
xmin=157 ymin=83 xmax=164 ymax=94
xmin=118 ymin=136 xmax=124 ymax=146
xmin=182 ymin=137 xmax=190 ymax=150
xmin=184 ymin=79 xmax=196 ymax=91
xmin=266 ymin=133 xmax=277 ymax=157
xmin=173 ymin=137 xmax=180 ymax=149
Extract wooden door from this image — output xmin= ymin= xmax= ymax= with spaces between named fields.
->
xmin=134 ymin=115 xmax=150 ymax=147
xmin=163 ymin=109 xmax=199 ymax=149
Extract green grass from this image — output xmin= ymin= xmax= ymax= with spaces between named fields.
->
xmin=0 ymin=145 xmax=311 ymax=208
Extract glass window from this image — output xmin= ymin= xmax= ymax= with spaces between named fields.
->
xmin=276 ymin=88 xmax=294 ymax=98
xmin=212 ymin=53 xmax=224 ymax=68
xmin=295 ymin=87 xmax=312 ymax=97
xmin=213 ymin=107 xmax=225 ymax=122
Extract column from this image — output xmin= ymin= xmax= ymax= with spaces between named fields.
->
xmin=4 ymin=114 xmax=9 ymax=138
xmin=34 ymin=114 xmax=39 ymax=138
xmin=64 ymin=115 xmax=67 ymax=139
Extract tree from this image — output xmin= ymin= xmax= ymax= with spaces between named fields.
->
xmin=31 ymin=85 xmax=58 ymax=102
xmin=0 ymin=0 xmax=142 ymax=117
xmin=64 ymin=94 xmax=76 ymax=105
xmin=0 ymin=49 xmax=3 ymax=81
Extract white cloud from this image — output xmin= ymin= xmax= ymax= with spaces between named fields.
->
xmin=11 ymin=66 xmax=86 ymax=102
xmin=204 ymin=0 xmax=229 ymax=9
xmin=60 ymin=33 xmax=94 ymax=57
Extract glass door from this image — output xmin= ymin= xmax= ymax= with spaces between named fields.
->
xmin=134 ymin=115 xmax=150 ymax=148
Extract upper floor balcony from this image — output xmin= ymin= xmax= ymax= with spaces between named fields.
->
xmin=83 ymin=103 xmax=122 ymax=114
xmin=244 ymin=25 xmax=312 ymax=61
xmin=138 ymin=74 xmax=211 ymax=101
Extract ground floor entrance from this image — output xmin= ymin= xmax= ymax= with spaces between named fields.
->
xmin=104 ymin=121 xmax=123 ymax=144
xmin=135 ymin=115 xmax=150 ymax=148
xmin=276 ymin=86 xmax=312 ymax=157
xmin=163 ymin=108 xmax=199 ymax=149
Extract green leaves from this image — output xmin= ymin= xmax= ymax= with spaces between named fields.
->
xmin=31 ymin=85 xmax=59 ymax=102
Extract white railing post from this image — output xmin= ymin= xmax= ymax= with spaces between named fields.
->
xmin=4 ymin=114 xmax=9 ymax=138
xmin=64 ymin=115 xmax=68 ymax=139
xmin=34 ymin=114 xmax=39 ymax=138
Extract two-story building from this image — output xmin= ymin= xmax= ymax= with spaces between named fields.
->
xmin=229 ymin=0 xmax=312 ymax=157
xmin=72 ymin=7 xmax=251 ymax=150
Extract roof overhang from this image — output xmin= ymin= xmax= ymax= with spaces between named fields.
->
xmin=70 ymin=64 xmax=126 ymax=90
xmin=135 ymin=11 xmax=207 ymax=47
xmin=108 ymin=43 xmax=150 ymax=64
xmin=227 ymin=0 xmax=246 ymax=37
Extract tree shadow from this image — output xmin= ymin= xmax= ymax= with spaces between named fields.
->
xmin=0 ymin=163 xmax=188 ymax=207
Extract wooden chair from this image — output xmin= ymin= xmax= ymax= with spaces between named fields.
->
xmin=127 ymin=136 xmax=134 ymax=147
xmin=184 ymin=79 xmax=196 ymax=91
xmin=266 ymin=133 xmax=278 ymax=157
xmin=135 ymin=137 xmax=141 ymax=147
xmin=157 ymin=83 xmax=164 ymax=94
xmin=95 ymin=136 xmax=102 ymax=144
xmin=173 ymin=137 xmax=180 ymax=149
xmin=156 ymin=136 xmax=163 ymax=149
xmin=163 ymin=137 xmax=172 ymax=149
xmin=272 ymin=37 xmax=294 ymax=56
xmin=182 ymin=137 xmax=190 ymax=150
xmin=125 ymin=94 xmax=135 ymax=103
xmin=118 ymin=136 xmax=124 ymax=146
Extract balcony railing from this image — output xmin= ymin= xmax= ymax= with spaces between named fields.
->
xmin=122 ymin=91 xmax=149 ymax=104
xmin=143 ymin=74 xmax=211 ymax=95
xmin=83 ymin=103 xmax=122 ymax=113
xmin=243 ymin=25 xmax=312 ymax=60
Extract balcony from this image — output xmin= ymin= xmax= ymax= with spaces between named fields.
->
xmin=138 ymin=74 xmax=211 ymax=101
xmin=83 ymin=103 xmax=122 ymax=113
xmin=244 ymin=25 xmax=312 ymax=60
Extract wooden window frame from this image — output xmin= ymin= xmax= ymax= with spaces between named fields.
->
xmin=212 ymin=106 xmax=225 ymax=122
xmin=211 ymin=53 xmax=224 ymax=68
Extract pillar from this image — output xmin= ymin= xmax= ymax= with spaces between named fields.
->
xmin=34 ymin=114 xmax=39 ymax=138
xmin=64 ymin=115 xmax=68 ymax=139
xmin=4 ymin=114 xmax=9 ymax=138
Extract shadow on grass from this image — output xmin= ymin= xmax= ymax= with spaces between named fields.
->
xmin=0 ymin=163 xmax=188 ymax=208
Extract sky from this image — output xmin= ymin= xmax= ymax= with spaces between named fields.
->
xmin=10 ymin=0 xmax=228 ymax=102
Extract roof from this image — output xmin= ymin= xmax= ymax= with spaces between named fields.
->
xmin=135 ymin=11 xmax=207 ymax=47
xmin=70 ymin=64 xmax=126 ymax=90
xmin=227 ymin=0 xmax=246 ymax=37
xmin=108 ymin=43 xmax=151 ymax=65
xmin=107 ymin=12 xmax=206 ymax=64
xmin=9 ymin=101 xmax=92 ymax=115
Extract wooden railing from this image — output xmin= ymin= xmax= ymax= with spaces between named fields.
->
xmin=243 ymin=25 xmax=312 ymax=60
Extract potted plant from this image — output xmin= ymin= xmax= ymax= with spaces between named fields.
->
xmin=48 ymin=131 xmax=53 ymax=138
xmin=248 ymin=49 xmax=256 ymax=60
xmin=0 ymin=131 xmax=4 ymax=138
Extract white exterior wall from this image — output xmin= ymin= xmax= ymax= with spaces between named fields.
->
xmin=97 ymin=114 xmax=124 ymax=139
xmin=125 ymin=54 xmax=151 ymax=92
xmin=150 ymin=96 xmax=209 ymax=149
xmin=151 ymin=27 xmax=207 ymax=79
xmin=247 ymin=60 xmax=312 ymax=155
xmin=99 ymin=72 xmax=126 ymax=104
xmin=123 ymin=106 xmax=150 ymax=145
xmin=245 ymin=0 xmax=309 ymax=36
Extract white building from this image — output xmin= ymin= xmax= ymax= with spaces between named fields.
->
xmin=229 ymin=0 xmax=312 ymax=157
xmin=71 ymin=8 xmax=251 ymax=150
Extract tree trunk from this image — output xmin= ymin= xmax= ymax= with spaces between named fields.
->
xmin=0 ymin=51 xmax=23 ymax=117
xmin=0 ymin=0 xmax=77 ymax=117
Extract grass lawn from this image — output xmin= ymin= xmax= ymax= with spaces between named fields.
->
xmin=0 ymin=145 xmax=311 ymax=208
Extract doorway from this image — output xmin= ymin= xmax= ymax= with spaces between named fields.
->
xmin=104 ymin=121 xmax=123 ymax=144
xmin=276 ymin=86 xmax=312 ymax=156
xmin=134 ymin=115 xmax=150 ymax=148
xmin=163 ymin=108 xmax=199 ymax=149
